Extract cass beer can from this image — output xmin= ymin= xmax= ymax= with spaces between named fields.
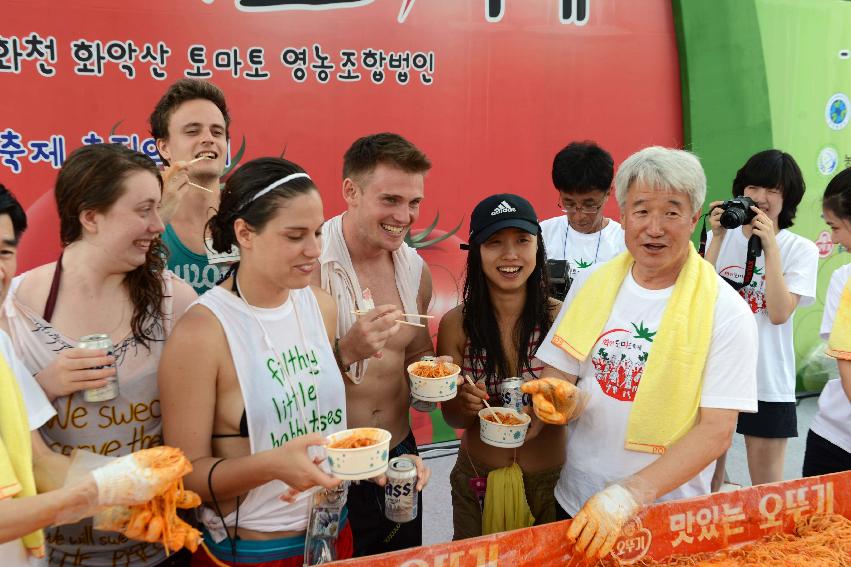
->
xmin=497 ymin=377 xmax=529 ymax=413
xmin=79 ymin=334 xmax=119 ymax=403
xmin=384 ymin=457 xmax=418 ymax=523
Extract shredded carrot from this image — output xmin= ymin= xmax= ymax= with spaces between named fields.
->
xmin=97 ymin=447 xmax=202 ymax=554
xmin=622 ymin=513 xmax=851 ymax=566
xmin=482 ymin=412 xmax=526 ymax=426
xmin=328 ymin=434 xmax=378 ymax=449
xmin=410 ymin=361 xmax=456 ymax=378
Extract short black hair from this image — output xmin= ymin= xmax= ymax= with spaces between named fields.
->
xmin=732 ymin=149 xmax=804 ymax=230
xmin=0 ymin=184 xmax=27 ymax=241
xmin=551 ymin=141 xmax=614 ymax=194
xmin=823 ymin=166 xmax=851 ymax=222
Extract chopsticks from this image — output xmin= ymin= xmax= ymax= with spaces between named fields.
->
xmin=463 ymin=375 xmax=502 ymax=424
xmin=351 ymin=310 xmax=433 ymax=319
xmin=186 ymin=158 xmax=214 ymax=192
xmin=188 ymin=181 xmax=213 ymax=193
xmin=350 ymin=309 xmax=430 ymax=328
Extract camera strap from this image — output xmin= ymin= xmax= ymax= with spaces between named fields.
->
xmin=699 ymin=213 xmax=762 ymax=291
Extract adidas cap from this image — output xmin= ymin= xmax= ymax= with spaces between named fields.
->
xmin=465 ymin=193 xmax=540 ymax=247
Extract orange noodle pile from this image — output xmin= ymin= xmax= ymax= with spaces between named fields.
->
xmin=327 ymin=434 xmax=379 ymax=449
xmin=96 ymin=446 xmax=202 ymax=554
xmin=410 ymin=361 xmax=456 ymax=378
xmin=617 ymin=513 xmax=851 ymax=566
xmin=483 ymin=411 xmax=526 ymax=426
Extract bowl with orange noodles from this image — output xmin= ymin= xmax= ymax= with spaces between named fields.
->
xmin=324 ymin=427 xmax=392 ymax=480
xmin=407 ymin=360 xmax=461 ymax=402
xmin=478 ymin=408 xmax=531 ymax=448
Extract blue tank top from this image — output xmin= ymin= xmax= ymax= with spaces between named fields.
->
xmin=161 ymin=224 xmax=226 ymax=294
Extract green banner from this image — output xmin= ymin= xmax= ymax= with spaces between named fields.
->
xmin=675 ymin=0 xmax=851 ymax=390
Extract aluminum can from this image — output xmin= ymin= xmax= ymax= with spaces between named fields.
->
xmin=497 ymin=377 xmax=529 ymax=413
xmin=384 ymin=457 xmax=418 ymax=523
xmin=78 ymin=334 xmax=119 ymax=403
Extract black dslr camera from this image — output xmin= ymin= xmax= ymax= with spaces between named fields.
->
xmin=546 ymin=259 xmax=572 ymax=301
xmin=717 ymin=196 xmax=758 ymax=229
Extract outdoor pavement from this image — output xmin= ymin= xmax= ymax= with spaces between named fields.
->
xmin=419 ymin=396 xmax=820 ymax=545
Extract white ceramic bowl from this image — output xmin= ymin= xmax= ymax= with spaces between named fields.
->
xmin=324 ymin=428 xmax=392 ymax=480
xmin=407 ymin=361 xmax=460 ymax=402
xmin=478 ymin=408 xmax=531 ymax=448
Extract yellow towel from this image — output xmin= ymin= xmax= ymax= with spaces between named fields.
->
xmin=0 ymin=352 xmax=45 ymax=557
xmin=827 ymin=278 xmax=851 ymax=361
xmin=481 ymin=463 xmax=535 ymax=535
xmin=551 ymin=244 xmax=718 ymax=454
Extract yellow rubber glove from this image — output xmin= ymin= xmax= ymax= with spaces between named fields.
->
xmin=521 ymin=378 xmax=584 ymax=424
xmin=566 ymin=482 xmax=647 ymax=561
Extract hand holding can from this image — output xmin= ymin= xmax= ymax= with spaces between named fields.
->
xmin=78 ymin=334 xmax=119 ymax=403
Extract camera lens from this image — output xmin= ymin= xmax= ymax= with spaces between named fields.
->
xmin=719 ymin=208 xmax=747 ymax=229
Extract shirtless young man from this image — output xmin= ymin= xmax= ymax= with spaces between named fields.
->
xmin=315 ymin=133 xmax=435 ymax=556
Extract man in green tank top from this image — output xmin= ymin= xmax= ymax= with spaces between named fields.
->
xmin=150 ymin=79 xmax=235 ymax=294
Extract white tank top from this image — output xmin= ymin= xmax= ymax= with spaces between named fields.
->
xmin=196 ymin=285 xmax=347 ymax=539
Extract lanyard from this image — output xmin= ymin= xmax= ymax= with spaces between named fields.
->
xmin=235 ymin=274 xmax=320 ymax=434
xmin=563 ymin=219 xmax=603 ymax=265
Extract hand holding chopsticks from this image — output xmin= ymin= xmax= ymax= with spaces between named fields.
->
xmin=462 ymin=375 xmax=502 ymax=424
xmin=351 ymin=309 xmax=432 ymax=328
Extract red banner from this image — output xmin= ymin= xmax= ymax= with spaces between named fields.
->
xmin=330 ymin=471 xmax=851 ymax=566
xmin=3 ymin=0 xmax=681 ymax=443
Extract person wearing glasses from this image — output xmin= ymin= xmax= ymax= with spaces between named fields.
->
xmin=540 ymin=141 xmax=626 ymax=296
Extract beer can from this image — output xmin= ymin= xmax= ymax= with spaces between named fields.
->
xmin=497 ymin=377 xmax=529 ymax=413
xmin=384 ymin=457 xmax=418 ymax=523
xmin=78 ymin=333 xmax=119 ymax=403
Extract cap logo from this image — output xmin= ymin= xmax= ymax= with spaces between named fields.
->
xmin=490 ymin=200 xmax=517 ymax=216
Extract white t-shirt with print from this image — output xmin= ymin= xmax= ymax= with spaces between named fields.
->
xmin=536 ymin=266 xmax=758 ymax=517
xmin=540 ymin=216 xmax=626 ymax=279
xmin=809 ymin=263 xmax=851 ymax=453
xmin=0 ymin=330 xmax=54 ymax=567
xmin=708 ymin=227 xmax=818 ymax=402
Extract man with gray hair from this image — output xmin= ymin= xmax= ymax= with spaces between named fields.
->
xmin=523 ymin=146 xmax=758 ymax=562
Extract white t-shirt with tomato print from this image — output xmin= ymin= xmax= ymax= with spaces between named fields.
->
xmin=707 ymin=227 xmax=818 ymax=402
xmin=539 ymin=216 xmax=626 ymax=280
xmin=809 ymin=263 xmax=851 ymax=453
xmin=536 ymin=265 xmax=758 ymax=517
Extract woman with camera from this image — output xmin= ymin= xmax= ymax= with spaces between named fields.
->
xmin=704 ymin=149 xmax=818 ymax=487
xmin=802 ymin=166 xmax=851 ymax=477
xmin=438 ymin=194 xmax=563 ymax=539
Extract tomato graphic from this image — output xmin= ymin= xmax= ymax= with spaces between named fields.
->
xmin=405 ymin=214 xmax=466 ymax=340
xmin=20 ymin=189 xmax=61 ymax=272
xmin=720 ymin=264 xmax=766 ymax=314
xmin=592 ymin=322 xmax=655 ymax=402
xmin=406 ymin=215 xmax=466 ymax=445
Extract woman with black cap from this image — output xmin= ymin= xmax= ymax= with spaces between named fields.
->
xmin=437 ymin=194 xmax=563 ymax=540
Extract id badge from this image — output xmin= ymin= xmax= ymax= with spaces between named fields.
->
xmin=469 ymin=476 xmax=487 ymax=509
xmin=303 ymin=483 xmax=348 ymax=566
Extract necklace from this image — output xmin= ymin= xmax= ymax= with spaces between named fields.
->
xmin=563 ymin=218 xmax=603 ymax=267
